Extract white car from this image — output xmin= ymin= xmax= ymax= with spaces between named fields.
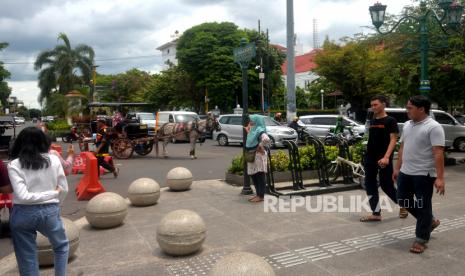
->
xmin=128 ymin=112 xmax=156 ymax=136
xmin=213 ymin=114 xmax=298 ymax=148
xmin=298 ymin=114 xmax=365 ymax=139
xmin=14 ymin=116 xmax=25 ymax=125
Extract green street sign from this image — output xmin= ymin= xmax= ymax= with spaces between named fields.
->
xmin=234 ymin=43 xmax=256 ymax=64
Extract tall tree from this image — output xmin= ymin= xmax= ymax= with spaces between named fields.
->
xmin=0 ymin=42 xmax=12 ymax=109
xmin=176 ymin=22 xmax=244 ymax=112
xmin=95 ymin=69 xmax=152 ymax=103
xmin=176 ymin=22 xmax=285 ymax=112
xmin=34 ymin=33 xmax=94 ymax=104
xmin=314 ymin=38 xmax=397 ymax=117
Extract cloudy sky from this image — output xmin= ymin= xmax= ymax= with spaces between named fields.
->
xmin=0 ymin=0 xmax=409 ymax=108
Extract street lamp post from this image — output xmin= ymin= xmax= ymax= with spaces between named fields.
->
xmin=320 ymin=89 xmax=324 ymax=110
xmin=234 ymin=38 xmax=256 ymax=195
xmin=369 ymin=0 xmax=463 ymax=95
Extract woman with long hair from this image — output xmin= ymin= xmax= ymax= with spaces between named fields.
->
xmin=8 ymin=127 xmax=69 ymax=276
xmin=245 ymin=115 xmax=271 ymax=203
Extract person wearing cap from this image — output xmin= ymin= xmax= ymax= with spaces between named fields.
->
xmin=95 ymin=119 xmax=118 ymax=178
xmin=288 ymin=116 xmax=300 ymax=132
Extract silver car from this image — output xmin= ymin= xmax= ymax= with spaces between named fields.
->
xmin=213 ymin=114 xmax=298 ymax=148
xmin=368 ymin=108 xmax=465 ymax=151
xmin=298 ymin=114 xmax=365 ymax=139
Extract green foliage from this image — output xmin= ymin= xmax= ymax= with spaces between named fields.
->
xmin=28 ymin=109 xmax=42 ymax=119
xmin=42 ymin=94 xmax=67 ymax=117
xmin=176 ymin=22 xmax=285 ymax=112
xmin=227 ymin=143 xmax=363 ymax=175
xmin=299 ymin=145 xmax=316 ymax=170
xmin=141 ymin=66 xmax=197 ymax=111
xmin=46 ymin=119 xmax=70 ymax=131
xmin=34 ymin=33 xmax=94 ymax=104
xmin=270 ymin=150 xmax=290 ymax=172
xmin=228 ymin=154 xmax=244 ymax=175
xmin=349 ymin=142 xmax=365 ymax=164
xmin=0 ymin=42 xmax=11 ymax=108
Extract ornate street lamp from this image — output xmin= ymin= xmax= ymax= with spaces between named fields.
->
xmin=369 ymin=0 xmax=463 ymax=95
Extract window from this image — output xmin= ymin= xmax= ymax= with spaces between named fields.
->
xmin=227 ymin=116 xmax=243 ymax=125
xmin=264 ymin=117 xmax=280 ymax=126
xmin=138 ymin=113 xmax=155 ymax=120
xmin=169 ymin=115 xmax=174 ymax=123
xmin=219 ymin=117 xmax=229 ymax=124
xmin=311 ymin=117 xmax=337 ymax=125
xmin=342 ymin=119 xmax=353 ymax=127
xmin=300 ymin=118 xmax=312 ymax=124
xmin=434 ymin=112 xmax=455 ymax=125
xmin=175 ymin=114 xmax=199 ymax=122
xmin=158 ymin=113 xmax=168 ymax=122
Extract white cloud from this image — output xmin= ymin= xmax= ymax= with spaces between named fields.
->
xmin=7 ymin=81 xmax=41 ymax=109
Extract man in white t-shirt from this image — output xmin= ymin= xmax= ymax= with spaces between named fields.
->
xmin=393 ymin=95 xmax=445 ymax=254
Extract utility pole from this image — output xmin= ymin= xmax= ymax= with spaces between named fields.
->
xmin=89 ymin=65 xmax=98 ymax=103
xmin=286 ymin=0 xmax=296 ymax=122
xmin=266 ymin=29 xmax=272 ymax=115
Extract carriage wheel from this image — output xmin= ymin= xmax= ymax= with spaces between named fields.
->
xmin=135 ymin=142 xmax=153 ymax=156
xmin=111 ymin=138 xmax=134 ymax=159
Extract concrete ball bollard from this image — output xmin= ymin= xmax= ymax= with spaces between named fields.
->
xmin=85 ymin=192 xmax=128 ymax=229
xmin=37 ymin=217 xmax=80 ymax=266
xmin=166 ymin=167 xmax=193 ymax=191
xmin=209 ymin=252 xmax=275 ymax=276
xmin=128 ymin=178 xmax=161 ymax=206
xmin=156 ymin=209 xmax=206 ymax=256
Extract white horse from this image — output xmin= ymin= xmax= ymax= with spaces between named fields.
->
xmin=155 ymin=118 xmax=221 ymax=159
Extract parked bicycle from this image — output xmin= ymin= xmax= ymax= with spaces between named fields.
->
xmin=329 ymin=155 xmax=365 ymax=187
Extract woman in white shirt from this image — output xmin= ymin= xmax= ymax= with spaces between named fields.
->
xmin=8 ymin=127 xmax=69 ymax=276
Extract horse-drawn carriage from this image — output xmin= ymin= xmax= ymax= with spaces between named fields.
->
xmin=110 ymin=118 xmax=154 ymax=159
xmin=71 ymin=102 xmax=221 ymax=160
xmin=72 ymin=102 xmax=155 ymax=159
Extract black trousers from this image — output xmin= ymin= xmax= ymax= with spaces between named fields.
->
xmin=97 ymin=155 xmax=115 ymax=176
xmin=364 ymin=158 xmax=398 ymax=216
xmin=397 ymin=172 xmax=435 ymax=242
xmin=250 ymin=172 xmax=266 ymax=198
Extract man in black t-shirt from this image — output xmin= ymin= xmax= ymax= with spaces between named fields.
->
xmin=95 ymin=119 xmax=118 ymax=178
xmin=360 ymin=95 xmax=402 ymax=222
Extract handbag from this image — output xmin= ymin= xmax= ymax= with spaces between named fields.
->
xmin=244 ymin=149 xmax=257 ymax=163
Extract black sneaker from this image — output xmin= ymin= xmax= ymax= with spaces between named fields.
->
xmin=113 ymin=167 xmax=119 ymax=178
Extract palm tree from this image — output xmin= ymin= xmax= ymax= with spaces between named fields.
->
xmin=34 ymin=33 xmax=95 ymax=104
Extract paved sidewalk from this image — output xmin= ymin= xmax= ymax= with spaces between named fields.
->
xmin=1 ymin=164 xmax=465 ymax=275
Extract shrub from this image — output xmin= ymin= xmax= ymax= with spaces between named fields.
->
xmin=46 ymin=119 xmax=70 ymax=131
xmin=228 ymin=154 xmax=244 ymax=175
xmin=227 ymin=142 xmax=366 ymax=175
xmin=270 ymin=150 xmax=290 ymax=172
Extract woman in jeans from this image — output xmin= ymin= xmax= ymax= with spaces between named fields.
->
xmin=8 ymin=127 xmax=69 ymax=276
xmin=245 ymin=115 xmax=270 ymax=203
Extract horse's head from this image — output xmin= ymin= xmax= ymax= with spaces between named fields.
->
xmin=207 ymin=117 xmax=221 ymax=132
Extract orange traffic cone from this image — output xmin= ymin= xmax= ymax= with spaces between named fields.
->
xmin=75 ymin=152 xmax=106 ymax=200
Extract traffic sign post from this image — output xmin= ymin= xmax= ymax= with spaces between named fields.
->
xmin=234 ymin=38 xmax=256 ymax=196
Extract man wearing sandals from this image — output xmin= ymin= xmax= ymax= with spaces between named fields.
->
xmin=393 ymin=95 xmax=444 ymax=254
xmin=360 ymin=95 xmax=405 ymax=223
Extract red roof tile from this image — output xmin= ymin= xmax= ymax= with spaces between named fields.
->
xmin=281 ymin=50 xmax=319 ymax=75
